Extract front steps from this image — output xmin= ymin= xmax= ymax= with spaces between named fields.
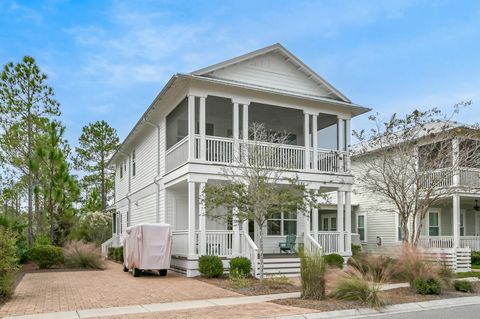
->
xmin=257 ymin=255 xmax=301 ymax=277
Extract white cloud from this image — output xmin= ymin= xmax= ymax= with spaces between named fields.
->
xmin=87 ymin=104 xmax=113 ymax=114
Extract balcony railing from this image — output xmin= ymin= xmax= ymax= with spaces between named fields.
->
xmin=420 ymin=167 xmax=480 ymax=189
xmin=165 ymin=135 xmax=350 ymax=174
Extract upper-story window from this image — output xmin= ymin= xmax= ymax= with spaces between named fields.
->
xmin=166 ymin=98 xmax=188 ymax=150
xmin=119 ymin=162 xmax=123 ymax=179
xmin=132 ymin=150 xmax=136 ymax=177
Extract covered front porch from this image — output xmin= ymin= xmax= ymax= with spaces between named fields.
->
xmin=418 ymin=194 xmax=480 ymax=250
xmin=166 ymin=179 xmax=353 ymax=276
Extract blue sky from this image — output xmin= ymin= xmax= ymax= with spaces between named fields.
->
xmin=1 ymin=0 xmax=479 ymax=146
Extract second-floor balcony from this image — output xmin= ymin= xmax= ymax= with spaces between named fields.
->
xmin=165 ymin=134 xmax=349 ymax=173
xmin=420 ymin=167 xmax=480 ymax=189
xmin=164 ymin=94 xmax=351 ymax=175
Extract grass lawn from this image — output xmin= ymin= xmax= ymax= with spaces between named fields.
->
xmin=456 ymin=271 xmax=480 ymax=279
xmin=471 ymin=264 xmax=480 ymax=270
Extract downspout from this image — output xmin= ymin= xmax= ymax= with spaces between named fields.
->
xmin=144 ymin=118 xmax=162 ymax=223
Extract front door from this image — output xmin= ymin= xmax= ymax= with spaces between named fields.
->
xmin=321 ymin=215 xmax=337 ymax=231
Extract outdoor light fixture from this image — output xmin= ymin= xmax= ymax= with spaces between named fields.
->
xmin=474 ymin=200 xmax=480 ymax=212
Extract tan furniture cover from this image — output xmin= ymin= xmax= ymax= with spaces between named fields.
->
xmin=123 ymin=223 xmax=172 ymax=270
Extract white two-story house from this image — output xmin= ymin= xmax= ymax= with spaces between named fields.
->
xmin=104 ymin=44 xmax=370 ymax=277
xmin=350 ymin=121 xmax=480 ymax=271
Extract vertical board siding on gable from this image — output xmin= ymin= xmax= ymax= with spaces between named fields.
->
xmin=131 ymin=126 xmax=158 ymax=192
xmin=209 ymin=52 xmax=330 ymax=98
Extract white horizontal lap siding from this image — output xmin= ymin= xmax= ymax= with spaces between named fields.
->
xmin=115 ymin=161 xmax=128 ymax=201
xmin=158 ymin=188 xmax=166 ymax=223
xmin=130 ymin=193 xmax=157 ymax=225
xmin=351 ymin=163 xmax=398 ymax=251
xmin=159 ymin=118 xmax=166 ymax=176
xmin=131 ymin=126 xmax=158 ymax=192
xmin=210 ymin=52 xmax=330 ymax=98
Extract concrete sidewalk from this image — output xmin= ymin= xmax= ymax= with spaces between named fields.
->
xmin=269 ymin=295 xmax=480 ymax=319
xmin=0 ymin=292 xmax=301 ymax=319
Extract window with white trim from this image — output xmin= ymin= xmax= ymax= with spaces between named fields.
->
xmin=397 ymin=214 xmax=404 ymax=241
xmin=119 ymin=163 xmax=123 ymax=179
xmin=356 ymin=213 xmax=366 ymax=242
xmin=460 ymin=211 xmax=465 ymax=236
xmin=429 ymin=211 xmax=440 ymax=236
xmin=267 ymin=211 xmax=297 ymax=236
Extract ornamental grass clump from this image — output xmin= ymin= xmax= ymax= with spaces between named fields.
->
xmin=63 ymin=241 xmax=105 ymax=269
xmin=348 ymin=255 xmax=396 ymax=283
xmin=299 ymin=247 xmax=327 ymax=300
xmin=332 ymin=269 xmax=386 ymax=310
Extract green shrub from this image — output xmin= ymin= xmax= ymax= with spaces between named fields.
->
xmin=454 ymin=280 xmax=474 ymax=293
xmin=107 ymin=247 xmax=115 ymax=260
xmin=324 ymin=253 xmax=344 ymax=268
xmin=229 ymin=268 xmax=253 ymax=288
xmin=299 ymin=247 xmax=326 ymax=300
xmin=35 ymin=234 xmax=52 ymax=246
xmin=0 ymin=227 xmax=19 ymax=297
xmin=113 ymin=247 xmax=124 ymax=263
xmin=332 ymin=271 xmax=385 ymax=309
xmin=471 ymin=251 xmax=480 ymax=265
xmin=16 ymin=240 xmax=30 ymax=264
xmin=413 ymin=277 xmax=442 ymax=295
xmin=63 ymin=241 xmax=105 ymax=269
xmin=28 ymin=245 xmax=64 ymax=269
xmin=351 ymin=244 xmax=362 ymax=257
xmin=198 ymin=255 xmax=224 ymax=278
xmin=229 ymin=257 xmax=251 ymax=276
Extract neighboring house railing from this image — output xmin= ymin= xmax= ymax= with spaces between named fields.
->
xmin=420 ymin=167 xmax=480 ymax=189
xmin=418 ymin=236 xmax=454 ymax=249
xmin=100 ymin=234 xmax=123 ymax=257
xmin=165 ymin=136 xmax=189 ymax=172
xmin=165 ymin=135 xmax=350 ymax=174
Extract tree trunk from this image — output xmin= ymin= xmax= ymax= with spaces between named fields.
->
xmin=259 ymin=225 xmax=264 ymax=280
xmin=27 ymin=110 xmax=33 ymax=247
xmin=101 ymin=151 xmax=106 ymax=210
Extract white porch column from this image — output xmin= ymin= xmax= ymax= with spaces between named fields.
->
xmin=453 ymin=194 xmax=461 ymax=248
xmin=242 ymin=104 xmax=249 ymax=141
xmin=312 ymin=208 xmax=319 ymax=239
xmin=233 ymin=102 xmax=240 ymax=161
xmin=233 ymin=207 xmax=240 ymax=255
xmin=304 ymin=113 xmax=310 ymax=169
xmin=188 ymin=95 xmax=196 ymax=161
xmin=345 ymin=191 xmax=352 ymax=252
xmin=199 ymin=182 xmax=206 ymax=255
xmin=345 ymin=119 xmax=351 ymax=171
xmin=312 ymin=114 xmax=318 ymax=170
xmin=337 ymin=117 xmax=345 ymax=151
xmin=188 ymin=182 xmax=197 ymax=258
xmin=452 ymin=138 xmax=460 ymax=186
xmin=337 ymin=190 xmax=345 ymax=252
xmin=199 ymin=96 xmax=206 ymax=161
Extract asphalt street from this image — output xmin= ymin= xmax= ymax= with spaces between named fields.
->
xmin=355 ymin=303 xmax=480 ymax=319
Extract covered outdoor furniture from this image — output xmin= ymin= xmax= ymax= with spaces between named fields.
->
xmin=279 ymin=234 xmax=296 ymax=254
xmin=123 ymin=223 xmax=172 ymax=277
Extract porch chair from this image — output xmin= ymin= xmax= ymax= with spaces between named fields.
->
xmin=279 ymin=234 xmax=297 ymax=254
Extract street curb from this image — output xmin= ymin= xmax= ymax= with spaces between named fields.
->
xmin=269 ymin=295 xmax=480 ymax=319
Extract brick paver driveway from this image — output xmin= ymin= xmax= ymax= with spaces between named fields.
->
xmin=0 ymin=261 xmax=240 ymax=317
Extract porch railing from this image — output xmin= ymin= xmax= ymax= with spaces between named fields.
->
xmin=460 ymin=168 xmax=480 ymax=188
xmin=166 ymin=136 xmax=350 ymax=174
xmin=165 ymin=136 xmax=189 ymax=172
xmin=315 ymin=231 xmax=341 ymax=254
xmin=417 ymin=236 xmax=454 ymax=249
xmin=241 ymin=140 xmax=305 ymax=170
xmin=240 ymin=231 xmax=259 ymax=277
xmin=461 ymin=237 xmax=480 ymax=251
xmin=304 ymin=233 xmax=322 ymax=254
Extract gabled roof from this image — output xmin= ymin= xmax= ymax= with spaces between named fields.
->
xmin=191 ymin=43 xmax=351 ymax=103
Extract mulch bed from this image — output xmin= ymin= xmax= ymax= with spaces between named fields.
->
xmin=197 ymin=277 xmax=301 ymax=296
xmin=273 ymin=283 xmax=480 ymax=312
